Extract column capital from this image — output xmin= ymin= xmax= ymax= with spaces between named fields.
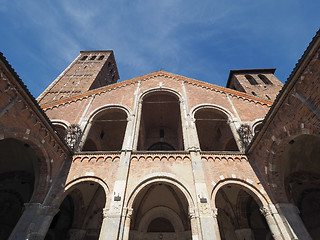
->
xmin=102 ymin=208 xmax=109 ymax=219
xmin=212 ymin=207 xmax=218 ymax=218
xmin=188 ymin=208 xmax=198 ymax=219
xmin=259 ymin=206 xmax=272 ymax=217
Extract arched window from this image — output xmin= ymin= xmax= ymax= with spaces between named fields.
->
xmin=258 ymin=74 xmax=272 ymax=85
xmin=245 ymin=75 xmax=258 ymax=85
xmin=82 ymin=108 xmax=127 ymax=151
xmin=195 ymin=108 xmax=239 ymax=151
xmin=137 ymin=91 xmax=183 ymax=151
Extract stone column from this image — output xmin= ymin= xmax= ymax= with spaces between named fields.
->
xmin=189 ymin=208 xmax=201 ymax=240
xmin=9 ymin=203 xmax=59 ymax=240
xmin=212 ymin=208 xmax=221 ymax=240
xmin=190 ymin=151 xmax=220 ymax=240
xmin=276 ymin=203 xmax=312 ymax=240
xmin=122 ymin=208 xmax=133 ymax=240
xmin=260 ymin=205 xmax=284 ymax=240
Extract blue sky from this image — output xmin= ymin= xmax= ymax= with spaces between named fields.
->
xmin=1 ymin=0 xmax=319 ymax=98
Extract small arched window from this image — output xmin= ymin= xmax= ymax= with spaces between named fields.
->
xmin=98 ymin=55 xmax=104 ymax=60
xmin=245 ymin=75 xmax=258 ymax=85
xmin=80 ymin=56 xmax=88 ymax=61
xmin=258 ymin=74 xmax=272 ymax=85
xmin=89 ymin=55 xmax=96 ymax=60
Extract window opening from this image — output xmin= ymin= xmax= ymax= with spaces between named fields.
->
xmin=245 ymin=75 xmax=258 ymax=85
xmin=258 ymin=74 xmax=272 ymax=85
xmin=98 ymin=55 xmax=104 ymax=60
xmin=81 ymin=56 xmax=88 ymax=61
xmin=90 ymin=56 xmax=96 ymax=60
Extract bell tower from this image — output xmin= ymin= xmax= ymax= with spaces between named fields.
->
xmin=226 ymin=69 xmax=283 ymax=101
xmin=37 ymin=50 xmax=119 ymax=105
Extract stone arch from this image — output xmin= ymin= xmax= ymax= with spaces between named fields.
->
xmin=211 ymin=179 xmax=269 ymax=208
xmin=0 ymin=131 xmax=51 ymax=239
xmin=190 ymin=104 xmax=237 ymax=122
xmin=272 ymin=133 xmax=320 ymax=238
xmin=47 ymin=177 xmax=108 ymax=240
xmin=62 ymin=176 xmax=109 ymax=206
xmin=51 ymin=119 xmax=70 ymax=140
xmin=135 ymin=88 xmax=185 ymax=151
xmin=212 ymin=179 xmax=272 ymax=240
xmin=126 ymin=173 xmax=196 ymax=209
xmin=191 ymin=104 xmax=240 ymax=151
xmin=251 ymin=119 xmax=264 ymax=136
xmin=138 ymin=206 xmax=184 ymax=232
xmin=126 ymin=173 xmax=195 ymax=240
xmin=267 ymin=127 xmax=319 ymax=201
xmin=0 ymin=128 xmax=50 ymax=203
xmin=81 ymin=104 xmax=131 ymax=151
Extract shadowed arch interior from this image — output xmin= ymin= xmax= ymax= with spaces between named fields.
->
xmin=215 ymin=183 xmax=272 ymax=239
xmin=281 ymin=134 xmax=320 ymax=239
xmin=45 ymin=181 xmax=106 ymax=240
xmin=129 ymin=182 xmax=191 ymax=239
xmin=195 ymin=108 xmax=239 ymax=151
xmin=83 ymin=108 xmax=128 ymax=151
xmin=137 ymin=91 xmax=184 ymax=151
xmin=0 ymin=138 xmax=40 ymax=239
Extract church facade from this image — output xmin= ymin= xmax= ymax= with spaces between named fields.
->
xmin=1 ymin=30 xmax=319 ymax=240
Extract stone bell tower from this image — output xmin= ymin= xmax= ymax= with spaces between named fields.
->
xmin=37 ymin=50 xmax=119 ymax=105
xmin=226 ymin=69 xmax=283 ymax=101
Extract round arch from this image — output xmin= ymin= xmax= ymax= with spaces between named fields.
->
xmin=0 ymin=128 xmax=51 ymax=203
xmin=138 ymin=206 xmax=184 ymax=232
xmin=81 ymin=104 xmax=131 ymax=151
xmin=190 ymin=104 xmax=237 ymax=122
xmin=135 ymin=88 xmax=185 ymax=151
xmin=191 ymin=104 xmax=240 ymax=151
xmin=86 ymin=104 xmax=132 ymax=123
xmin=51 ymin=119 xmax=71 ymax=129
xmin=211 ymin=179 xmax=269 ymax=208
xmin=126 ymin=173 xmax=196 ymax=210
xmin=57 ymin=176 xmax=110 ymax=207
xmin=138 ymin=87 xmax=184 ymax=103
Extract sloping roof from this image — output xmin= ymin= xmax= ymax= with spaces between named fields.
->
xmin=0 ymin=52 xmax=71 ymax=152
xmin=41 ymin=70 xmax=273 ymax=109
xmin=247 ymin=29 xmax=320 ymax=153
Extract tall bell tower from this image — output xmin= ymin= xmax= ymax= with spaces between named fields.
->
xmin=226 ymin=69 xmax=283 ymax=101
xmin=37 ymin=50 xmax=119 ymax=105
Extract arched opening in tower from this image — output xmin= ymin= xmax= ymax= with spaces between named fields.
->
xmin=281 ymin=134 xmax=320 ymax=239
xmin=129 ymin=183 xmax=191 ymax=239
xmin=215 ymin=183 xmax=272 ymax=239
xmin=137 ymin=91 xmax=184 ymax=151
xmin=0 ymin=138 xmax=40 ymax=239
xmin=82 ymin=108 xmax=127 ymax=151
xmin=195 ymin=108 xmax=239 ymax=151
xmin=45 ymin=181 xmax=106 ymax=240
